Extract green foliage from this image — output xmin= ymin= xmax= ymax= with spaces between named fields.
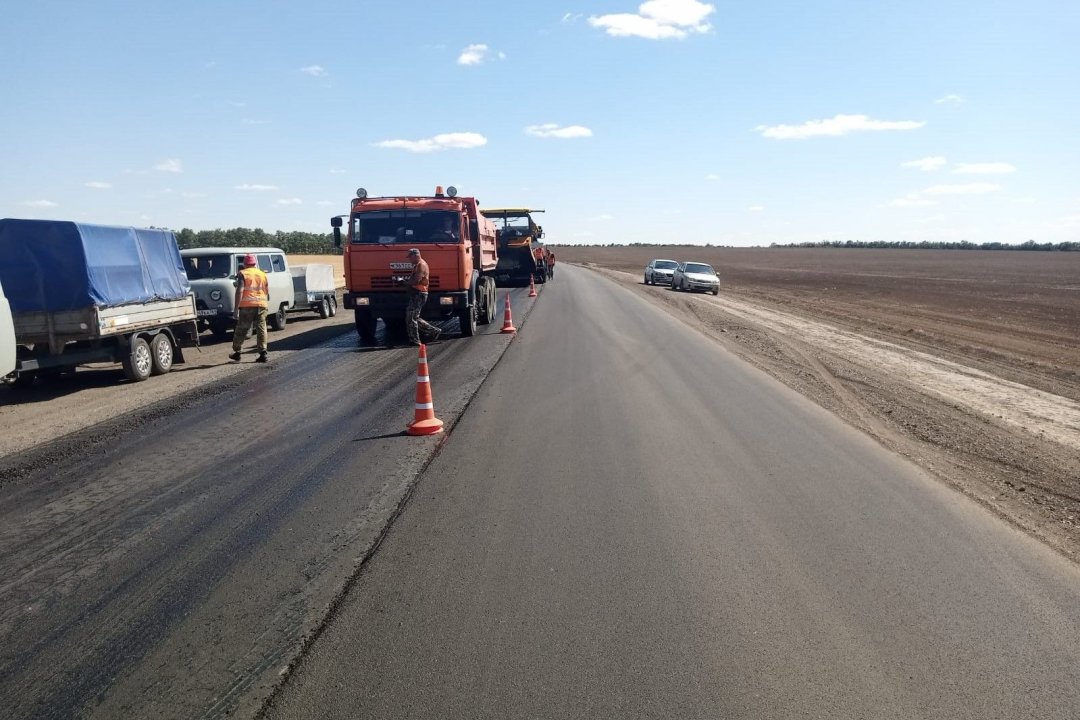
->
xmin=173 ymin=227 xmax=341 ymax=255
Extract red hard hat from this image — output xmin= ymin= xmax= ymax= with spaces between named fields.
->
xmin=243 ymin=254 xmax=257 ymax=266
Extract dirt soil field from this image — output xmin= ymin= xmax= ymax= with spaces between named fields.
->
xmin=557 ymin=246 xmax=1080 ymax=562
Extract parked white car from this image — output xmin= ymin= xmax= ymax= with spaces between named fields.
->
xmin=181 ymin=247 xmax=295 ymax=339
xmin=644 ymin=258 xmax=679 ymax=286
xmin=671 ymin=262 xmax=720 ymax=295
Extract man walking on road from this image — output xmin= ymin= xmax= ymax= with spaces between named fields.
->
xmin=405 ymin=248 xmax=440 ymax=346
xmin=230 ymin=254 xmax=270 ymax=363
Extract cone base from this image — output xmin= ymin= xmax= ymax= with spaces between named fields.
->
xmin=500 ymin=325 xmax=517 ymax=334
xmin=528 ymin=291 xmax=537 ymax=298
xmin=407 ymin=417 xmax=444 ymax=435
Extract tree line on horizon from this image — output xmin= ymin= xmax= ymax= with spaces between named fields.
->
xmin=173 ymin=227 xmax=341 ymax=254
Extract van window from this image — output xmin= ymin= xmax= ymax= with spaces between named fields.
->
xmin=257 ymin=255 xmax=272 ymax=273
xmin=271 ymin=255 xmax=286 ymax=272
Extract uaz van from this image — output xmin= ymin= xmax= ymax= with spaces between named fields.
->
xmin=181 ymin=247 xmax=294 ymax=339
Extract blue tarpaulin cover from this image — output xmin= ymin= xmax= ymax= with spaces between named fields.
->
xmin=0 ymin=219 xmax=191 ymax=312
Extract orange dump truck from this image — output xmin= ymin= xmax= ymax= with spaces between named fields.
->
xmin=331 ymin=186 xmax=499 ymax=344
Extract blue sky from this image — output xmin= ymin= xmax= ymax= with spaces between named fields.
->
xmin=2 ymin=0 xmax=1078 ymax=246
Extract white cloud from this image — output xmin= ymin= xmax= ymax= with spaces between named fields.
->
xmin=525 ymin=123 xmax=593 ymax=139
xmin=375 ymin=132 xmax=487 ymax=153
xmin=748 ymin=205 xmax=764 ymax=212
xmin=935 ymin=94 xmax=966 ymax=105
xmin=562 ymin=12 xmax=583 ymax=23
xmin=329 ymin=168 xmax=347 ymax=174
xmin=589 ymin=0 xmax=715 ymax=39
xmin=458 ymin=44 xmax=489 ymax=65
xmin=85 ymin=181 xmax=112 ymax=189
xmin=276 ymin=198 xmax=303 ymax=206
xmin=890 ymin=195 xmax=938 ymax=208
xmin=235 ymin=183 xmax=279 ymax=191
xmin=301 ymin=65 xmax=327 ymax=77
xmin=704 ymin=173 xmax=719 ymax=180
xmin=228 ymin=100 xmax=246 ymax=108
xmin=952 ymin=162 xmax=1016 ymax=175
xmin=757 ymin=114 xmax=924 ymax=140
xmin=22 ymin=199 xmax=58 ymax=208
xmin=923 ymin=183 xmax=1001 ymax=196
xmin=900 ymin=156 xmax=946 ymax=171
xmin=154 ymin=158 xmax=183 ymax=173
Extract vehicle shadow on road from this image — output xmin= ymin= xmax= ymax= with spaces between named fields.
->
xmin=352 ymin=431 xmax=410 ymax=441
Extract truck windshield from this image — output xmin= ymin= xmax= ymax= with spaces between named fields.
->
xmin=183 ymin=254 xmax=233 ymax=279
xmin=487 ymin=214 xmax=532 ymax=238
xmin=351 ymin=210 xmax=460 ymax=245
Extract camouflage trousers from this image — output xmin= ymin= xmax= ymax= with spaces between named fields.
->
xmin=405 ymin=291 xmax=439 ymax=343
xmin=232 ymin=307 xmax=268 ymax=352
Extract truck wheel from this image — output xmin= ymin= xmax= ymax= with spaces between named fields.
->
xmin=459 ymin=303 xmax=477 ymax=337
xmin=477 ymin=283 xmax=490 ymax=326
xmin=150 ymin=333 xmax=174 ymax=375
xmin=269 ymin=305 xmax=287 ymax=331
xmin=318 ymin=298 xmax=330 ymax=319
xmin=328 ymin=296 xmax=338 ymax=317
xmin=355 ymin=309 xmax=377 ymax=345
xmin=122 ymin=337 xmax=153 ymax=382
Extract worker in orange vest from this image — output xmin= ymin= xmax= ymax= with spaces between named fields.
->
xmin=230 ymin=254 xmax=270 ymax=363
xmin=405 ymin=247 xmax=441 ymax=346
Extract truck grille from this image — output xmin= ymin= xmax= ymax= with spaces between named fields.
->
xmin=369 ymin=276 xmax=441 ymax=290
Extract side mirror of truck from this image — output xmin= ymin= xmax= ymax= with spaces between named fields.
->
xmin=331 ymin=217 xmax=343 ymax=247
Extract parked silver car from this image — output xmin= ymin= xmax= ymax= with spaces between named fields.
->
xmin=644 ymin=258 xmax=679 ymax=286
xmin=671 ymin=262 xmax=720 ymax=295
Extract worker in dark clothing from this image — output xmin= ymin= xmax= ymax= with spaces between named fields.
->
xmin=405 ymin=248 xmax=441 ymax=346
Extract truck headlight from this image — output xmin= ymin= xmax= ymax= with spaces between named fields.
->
xmin=439 ymin=297 xmax=454 ymax=305
xmin=357 ymin=297 xmax=370 ymax=306
xmin=210 ymin=290 xmax=222 ymax=301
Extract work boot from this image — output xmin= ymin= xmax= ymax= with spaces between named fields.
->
xmin=229 ymin=351 xmax=241 ymax=362
xmin=256 ymin=352 xmax=268 ymax=363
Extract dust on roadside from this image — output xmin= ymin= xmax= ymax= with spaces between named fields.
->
xmin=587 ymin=264 xmax=1080 ymax=564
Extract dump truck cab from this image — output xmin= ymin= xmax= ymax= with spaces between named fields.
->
xmin=481 ymin=208 xmax=546 ymax=286
xmin=333 ymin=186 xmax=499 ymax=344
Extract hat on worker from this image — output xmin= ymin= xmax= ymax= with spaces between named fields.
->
xmin=243 ymin=254 xmax=257 ymax=266
xmin=407 ymin=248 xmax=420 ymax=256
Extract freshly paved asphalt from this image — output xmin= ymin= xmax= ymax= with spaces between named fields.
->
xmin=264 ymin=265 xmax=1080 ymax=719
xmin=0 ymin=286 xmax=535 ymax=720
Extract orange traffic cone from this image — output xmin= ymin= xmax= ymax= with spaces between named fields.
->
xmin=500 ymin=293 xmax=517 ymax=334
xmin=528 ymin=276 xmax=537 ymax=297
xmin=406 ymin=344 xmax=444 ymax=436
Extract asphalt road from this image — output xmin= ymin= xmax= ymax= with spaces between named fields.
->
xmin=0 ymin=285 xmax=537 ymax=719
xmin=264 ymin=265 xmax=1080 ymax=719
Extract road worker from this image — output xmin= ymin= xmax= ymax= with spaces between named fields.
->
xmin=405 ymin=248 xmax=441 ymax=346
xmin=230 ymin=254 xmax=269 ymax=363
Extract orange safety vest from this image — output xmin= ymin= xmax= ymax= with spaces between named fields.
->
xmin=238 ymin=267 xmax=269 ymax=309
xmin=410 ymin=258 xmax=430 ymax=292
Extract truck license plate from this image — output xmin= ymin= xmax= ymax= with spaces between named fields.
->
xmin=197 ymin=309 xmax=218 ymax=317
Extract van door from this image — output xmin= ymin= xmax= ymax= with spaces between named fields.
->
xmin=268 ymin=253 xmax=293 ymax=310
xmin=0 ymin=278 xmax=16 ymax=377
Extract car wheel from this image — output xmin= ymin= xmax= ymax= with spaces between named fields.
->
xmin=149 ymin=333 xmax=174 ymax=375
xmin=269 ymin=305 xmax=287 ymax=331
xmin=645 ymin=274 xmax=650 ymax=285
xmin=122 ymin=337 xmax=153 ymax=382
xmin=713 ymin=287 xmax=719 ymax=296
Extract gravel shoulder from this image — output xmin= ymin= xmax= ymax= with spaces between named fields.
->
xmin=582 ymin=263 xmax=1080 ymax=563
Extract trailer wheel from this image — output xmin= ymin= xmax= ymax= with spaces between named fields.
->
xmin=123 ymin=337 xmax=153 ymax=382
xmin=269 ymin=305 xmax=287 ymax=331
xmin=318 ymin=298 xmax=331 ymax=319
xmin=150 ymin=333 xmax=174 ymax=375
xmin=328 ymin=296 xmax=338 ymax=317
